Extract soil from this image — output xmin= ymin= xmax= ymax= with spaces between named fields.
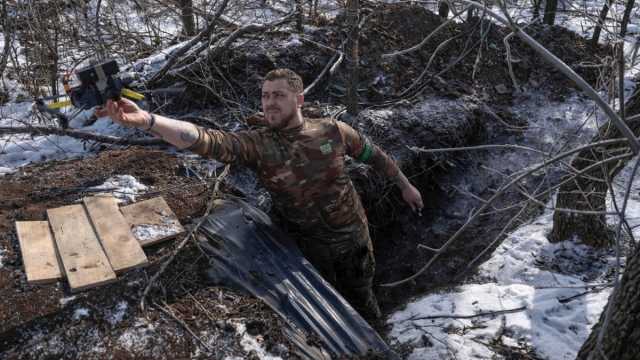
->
xmin=0 ymin=3 xmax=613 ymax=359
xmin=0 ymin=149 xmax=301 ymax=359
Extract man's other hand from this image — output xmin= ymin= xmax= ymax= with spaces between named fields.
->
xmin=402 ymin=183 xmax=424 ymax=214
xmin=95 ymin=99 xmax=150 ymax=129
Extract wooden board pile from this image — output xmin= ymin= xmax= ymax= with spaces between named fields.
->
xmin=15 ymin=196 xmax=184 ymax=292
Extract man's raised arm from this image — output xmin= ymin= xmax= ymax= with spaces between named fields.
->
xmin=98 ymin=99 xmax=259 ymax=166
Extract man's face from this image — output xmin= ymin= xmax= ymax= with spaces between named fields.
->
xmin=261 ymin=79 xmax=301 ymax=129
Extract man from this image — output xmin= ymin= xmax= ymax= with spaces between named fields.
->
xmin=99 ymin=68 xmax=423 ymax=320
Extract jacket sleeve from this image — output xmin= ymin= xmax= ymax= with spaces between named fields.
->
xmin=186 ymin=126 xmax=260 ymax=168
xmin=337 ymin=121 xmax=400 ymax=179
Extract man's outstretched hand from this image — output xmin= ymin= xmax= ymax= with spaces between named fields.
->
xmin=95 ymin=99 xmax=151 ymax=129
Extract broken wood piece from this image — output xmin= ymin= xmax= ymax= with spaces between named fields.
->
xmin=15 ymin=221 xmax=63 ymax=284
xmin=120 ymin=197 xmax=184 ymax=247
xmin=83 ymin=196 xmax=148 ymax=273
xmin=47 ymin=204 xmax=116 ymax=292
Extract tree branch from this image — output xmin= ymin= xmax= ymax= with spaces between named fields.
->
xmin=0 ymin=126 xmax=164 ymax=146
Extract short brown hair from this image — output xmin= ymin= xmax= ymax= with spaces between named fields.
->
xmin=264 ymin=68 xmax=303 ymax=93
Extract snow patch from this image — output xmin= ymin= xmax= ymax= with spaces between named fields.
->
xmin=72 ymin=307 xmax=91 ymax=321
xmin=106 ymin=301 xmax=129 ymax=325
xmin=59 ymin=296 xmax=77 ymax=307
xmin=88 ymin=175 xmax=148 ymax=203
xmin=282 ymin=34 xmax=302 ymax=48
xmin=118 ymin=318 xmax=157 ymax=352
xmin=231 ymin=321 xmax=283 ymax=360
xmin=131 ymin=221 xmax=182 ymax=243
xmin=0 ymin=114 xmax=137 ymax=176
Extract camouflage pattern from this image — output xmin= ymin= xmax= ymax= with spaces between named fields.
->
xmin=188 ymin=117 xmax=399 ymax=319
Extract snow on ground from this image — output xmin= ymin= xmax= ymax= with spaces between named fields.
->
xmin=224 ymin=321 xmax=284 ymax=360
xmin=117 ymin=318 xmax=158 ymax=353
xmin=106 ymin=301 xmax=129 ymax=326
xmin=88 ymin=175 xmax=149 ymax=203
xmin=387 ymin=185 xmax=634 ymax=359
xmin=0 ymin=114 xmax=138 ymax=176
xmin=72 ymin=307 xmax=91 ymax=321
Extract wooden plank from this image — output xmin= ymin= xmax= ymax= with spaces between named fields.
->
xmin=121 ymin=197 xmax=185 ymax=247
xmin=83 ymin=196 xmax=148 ymax=273
xmin=47 ymin=204 xmax=116 ymax=292
xmin=15 ymin=221 xmax=63 ymax=284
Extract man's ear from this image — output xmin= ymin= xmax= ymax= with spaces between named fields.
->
xmin=297 ymin=93 xmax=304 ymax=108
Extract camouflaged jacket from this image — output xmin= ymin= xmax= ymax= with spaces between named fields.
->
xmin=188 ymin=117 xmax=400 ymax=241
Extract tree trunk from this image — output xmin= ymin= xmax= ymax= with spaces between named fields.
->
xmin=550 ymin=91 xmax=640 ymax=247
xmin=438 ymin=0 xmax=449 ymax=18
xmin=295 ymin=0 xmax=303 ymax=32
xmin=178 ymin=0 xmax=196 ymax=37
xmin=0 ymin=0 xmax=14 ymax=80
xmin=591 ymin=1 xmax=610 ymax=47
xmin=620 ymin=0 xmax=636 ymax=38
xmin=576 ymin=246 xmax=640 ymax=359
xmin=532 ymin=0 xmax=541 ymax=20
xmin=543 ymin=0 xmax=558 ymax=25
xmin=345 ymin=0 xmax=359 ymax=116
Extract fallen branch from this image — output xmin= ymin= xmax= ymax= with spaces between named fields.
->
xmin=381 ymin=6 xmax=469 ymax=59
xmin=398 ymin=306 xmax=527 ymax=322
xmin=558 ymin=286 xmax=611 ymax=304
xmin=146 ymin=0 xmax=231 ymax=86
xmin=155 ymin=300 xmax=213 ymax=353
xmin=0 ymin=126 xmax=164 ymax=146
xmin=173 ymin=8 xmax=296 ymax=79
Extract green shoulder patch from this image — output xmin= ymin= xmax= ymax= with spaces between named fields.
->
xmin=320 ymin=141 xmax=333 ymax=155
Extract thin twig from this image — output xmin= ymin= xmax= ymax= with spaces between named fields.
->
xmin=140 ymin=164 xmax=230 ymax=311
xmin=0 ymin=125 xmax=164 ymax=146
xmin=397 ymin=306 xmax=527 ymax=322
xmin=381 ymin=7 xmax=468 ymax=59
xmin=155 ymin=300 xmax=213 ymax=353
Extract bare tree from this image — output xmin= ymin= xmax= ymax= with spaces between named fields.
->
xmin=532 ymin=0 xmax=542 ymax=20
xmin=0 ymin=0 xmax=15 ymax=88
xmin=548 ymin=102 xmax=640 ymax=247
xmin=295 ymin=0 xmax=304 ymax=32
xmin=177 ymin=0 xmax=196 ymax=36
xmin=591 ymin=1 xmax=610 ymax=47
xmin=438 ymin=0 xmax=450 ymax=18
xmin=576 ymin=245 xmax=640 ymax=359
xmin=543 ymin=0 xmax=558 ymax=25
xmin=345 ymin=0 xmax=359 ymax=116
xmin=620 ymin=0 xmax=636 ymax=38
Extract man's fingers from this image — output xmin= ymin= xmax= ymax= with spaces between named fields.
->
xmin=95 ymin=107 xmax=108 ymax=117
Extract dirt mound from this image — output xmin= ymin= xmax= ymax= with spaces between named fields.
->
xmin=164 ymin=3 xmax=610 ymax=114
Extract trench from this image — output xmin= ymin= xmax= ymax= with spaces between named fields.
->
xmin=355 ymin=90 xmax=602 ymax=315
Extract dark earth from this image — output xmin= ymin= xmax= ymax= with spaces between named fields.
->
xmin=0 ymin=3 xmax=615 ymax=359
